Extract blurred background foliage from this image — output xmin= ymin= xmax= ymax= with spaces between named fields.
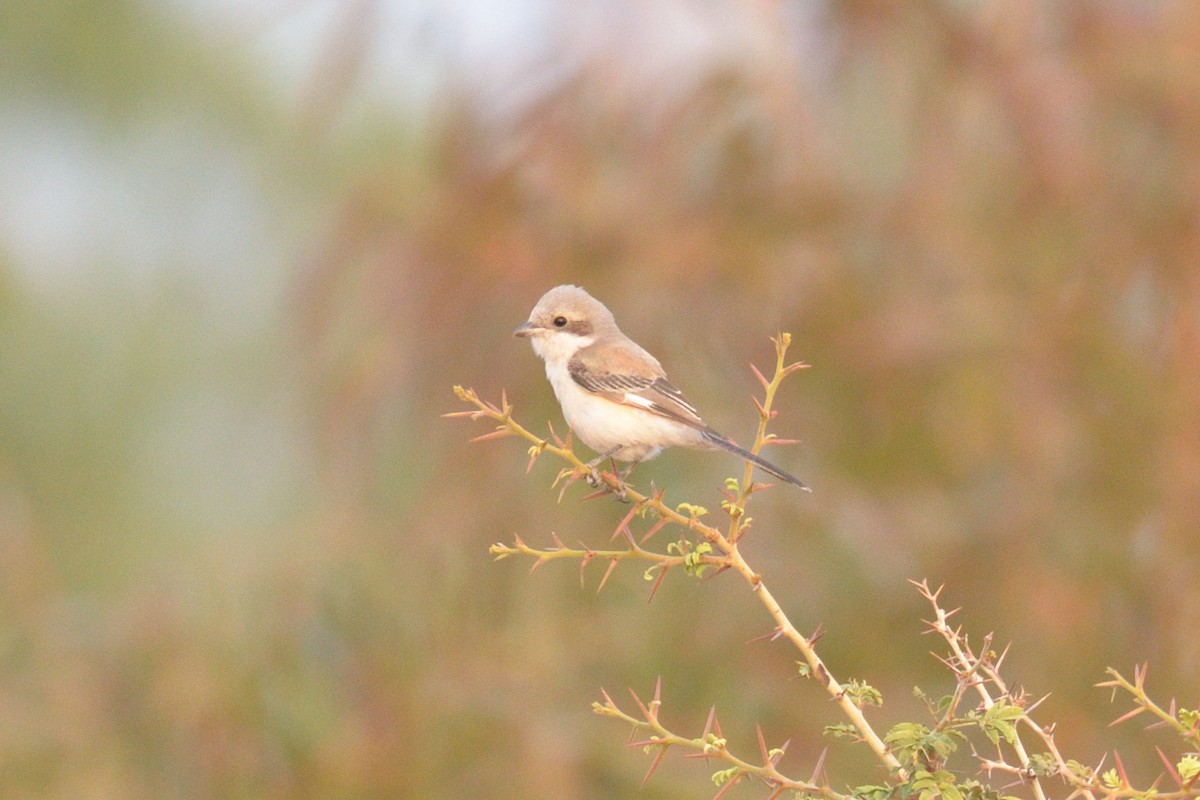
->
xmin=1 ymin=0 xmax=1198 ymax=797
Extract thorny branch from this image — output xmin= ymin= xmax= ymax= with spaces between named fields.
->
xmin=448 ymin=335 xmax=1200 ymax=800
xmin=915 ymin=579 xmax=1200 ymax=800
xmin=447 ymin=334 xmax=902 ymax=782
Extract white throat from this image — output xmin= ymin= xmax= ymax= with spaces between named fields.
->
xmin=530 ymin=331 xmax=594 ymax=366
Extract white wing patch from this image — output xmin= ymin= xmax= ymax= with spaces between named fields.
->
xmin=623 ymin=392 xmax=656 ymax=409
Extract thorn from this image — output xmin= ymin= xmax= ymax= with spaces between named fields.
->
xmin=746 ymin=627 xmax=783 ymax=645
xmin=578 ymin=549 xmax=595 ymax=588
xmin=618 ymin=526 xmax=639 ymax=550
xmin=810 ymin=746 xmax=828 ymax=783
xmin=528 ymin=558 xmax=546 ymax=576
xmin=549 ymin=531 xmax=565 ymax=549
xmin=647 ymin=565 xmax=669 ymax=603
xmin=702 ymin=705 xmax=716 ymax=739
xmin=597 ymin=558 xmax=620 ymax=593
xmin=556 ymin=469 xmax=582 ymax=503
xmin=639 ymin=518 xmax=669 ymax=544
xmin=1114 ymin=751 xmax=1130 ymax=787
xmin=756 ymin=724 xmax=770 ymax=763
xmin=712 ymin=773 xmax=742 ymax=799
xmin=629 ymin=688 xmax=651 ymax=720
xmin=749 ymin=362 xmax=769 ymax=391
xmin=1024 ymin=693 xmax=1051 ymax=715
xmin=994 ymin=641 xmax=1013 ymax=671
xmin=612 ymin=502 xmax=644 ymax=541
xmin=932 ymin=652 xmax=960 ymax=672
xmin=469 ymin=428 xmax=512 ymax=443
xmin=1109 ymin=706 xmax=1146 ymax=727
xmin=809 ymin=623 xmax=826 ymax=645
xmin=1156 ymin=746 xmax=1183 ymax=787
xmin=641 ymin=745 xmax=669 ymax=787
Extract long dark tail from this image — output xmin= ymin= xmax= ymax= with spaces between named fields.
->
xmin=702 ymin=430 xmax=809 ymax=491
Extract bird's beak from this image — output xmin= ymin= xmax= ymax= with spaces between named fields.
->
xmin=513 ymin=321 xmax=537 ymax=337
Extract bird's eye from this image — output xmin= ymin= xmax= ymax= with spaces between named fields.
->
xmin=553 ymin=316 xmax=568 ymax=328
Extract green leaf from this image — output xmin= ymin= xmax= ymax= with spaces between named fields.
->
xmin=884 ymin=723 xmax=959 ymax=767
xmin=675 ymin=502 xmax=708 ymax=518
xmin=973 ymin=700 xmax=1023 ymax=745
xmin=1178 ymin=754 xmax=1200 ymax=782
xmin=843 ymin=679 xmax=883 ymax=708
xmin=711 ymin=766 xmax=738 ymax=786
xmin=905 ymin=769 xmax=963 ymax=800
xmin=683 ymin=541 xmax=714 ymax=577
xmin=1027 ymin=753 xmax=1058 ymax=777
xmin=1101 ymin=768 xmax=1121 ymax=789
xmin=824 ymin=723 xmax=860 ymax=740
xmin=850 ymin=785 xmax=892 ymax=800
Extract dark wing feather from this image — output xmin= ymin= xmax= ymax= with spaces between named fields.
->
xmin=568 ymin=359 xmax=707 ymax=429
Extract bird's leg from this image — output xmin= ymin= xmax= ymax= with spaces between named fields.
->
xmin=584 ymin=447 xmax=622 ymax=487
xmin=609 ymin=457 xmax=630 ymax=503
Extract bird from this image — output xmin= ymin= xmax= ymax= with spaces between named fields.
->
xmin=514 ymin=284 xmax=807 ymax=491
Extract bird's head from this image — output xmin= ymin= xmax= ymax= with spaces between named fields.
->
xmin=514 ymin=285 xmax=616 ymax=363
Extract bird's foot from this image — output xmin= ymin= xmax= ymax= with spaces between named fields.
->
xmin=583 ymin=448 xmax=625 ymax=496
xmin=584 ymin=467 xmax=602 ymax=488
xmin=582 ymin=468 xmax=630 ymax=502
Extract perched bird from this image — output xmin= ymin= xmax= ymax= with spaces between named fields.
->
xmin=514 ymin=285 xmax=806 ymax=490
